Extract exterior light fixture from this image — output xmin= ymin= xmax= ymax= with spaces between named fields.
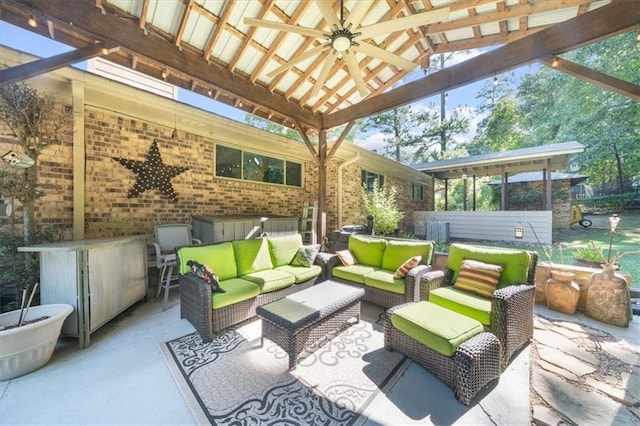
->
xmin=161 ymin=69 xmax=168 ymax=80
xmin=514 ymin=224 xmax=524 ymax=239
xmin=28 ymin=15 xmax=37 ymax=28
xmin=493 ymin=76 xmax=498 ymax=86
xmin=208 ymin=88 xmax=213 ymax=96
xmin=552 ymin=57 xmax=559 ymax=67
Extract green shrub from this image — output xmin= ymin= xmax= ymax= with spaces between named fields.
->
xmin=361 ymin=181 xmax=404 ymax=236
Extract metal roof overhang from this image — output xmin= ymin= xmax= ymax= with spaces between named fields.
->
xmin=413 ymin=141 xmax=585 ymax=180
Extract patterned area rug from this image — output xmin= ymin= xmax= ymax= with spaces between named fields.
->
xmin=161 ymin=309 xmax=408 ymax=425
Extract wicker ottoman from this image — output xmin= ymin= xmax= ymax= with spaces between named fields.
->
xmin=384 ymin=301 xmax=501 ymax=405
xmin=257 ymin=280 xmax=365 ymax=370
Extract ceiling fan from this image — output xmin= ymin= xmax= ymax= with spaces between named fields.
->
xmin=244 ymin=1 xmax=450 ymax=98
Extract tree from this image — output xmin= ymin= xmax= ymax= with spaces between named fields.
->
xmin=0 ymin=81 xmax=71 ymax=244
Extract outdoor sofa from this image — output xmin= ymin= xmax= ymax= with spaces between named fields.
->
xmin=420 ymin=243 xmax=538 ymax=367
xmin=326 ymin=234 xmax=435 ymax=309
xmin=176 ymin=233 xmax=325 ymax=341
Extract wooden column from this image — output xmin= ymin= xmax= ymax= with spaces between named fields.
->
xmin=544 ymin=159 xmax=552 ymax=210
xmin=472 ymin=175 xmax=477 ymax=211
xmin=444 ymin=178 xmax=449 ymax=211
xmin=318 ymin=130 xmax=327 ymax=249
xmin=501 ymin=171 xmax=508 ymax=211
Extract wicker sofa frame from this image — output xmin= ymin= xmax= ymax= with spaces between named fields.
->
xmin=383 ymin=304 xmax=501 ymax=405
xmin=178 ymin=253 xmax=329 ymax=342
xmin=420 ymin=250 xmax=538 ymax=368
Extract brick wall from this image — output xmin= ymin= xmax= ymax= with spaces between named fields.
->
xmin=507 ymin=180 xmax=572 ymax=228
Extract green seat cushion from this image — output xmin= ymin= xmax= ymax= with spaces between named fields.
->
xmin=446 ymin=243 xmax=531 ymax=288
xmin=213 ymin=278 xmax=260 ymax=309
xmin=268 ymin=234 xmax=303 ymax=267
xmin=240 ymin=269 xmax=295 ymax=293
xmin=177 ymin=242 xmax=237 ymax=281
xmin=275 ymin=264 xmax=322 ymax=283
xmin=429 ymin=287 xmax=493 ymax=326
xmin=381 ymin=240 xmax=433 ymax=271
xmin=332 ymin=264 xmax=379 ymax=284
xmin=348 ymin=235 xmax=387 ymax=267
xmin=364 ymin=270 xmax=405 ymax=295
xmin=233 ymin=238 xmax=273 ymax=276
xmin=391 ymin=301 xmax=484 ymax=356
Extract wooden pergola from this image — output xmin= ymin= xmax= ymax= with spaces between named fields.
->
xmin=1 ymin=0 xmax=639 ymax=243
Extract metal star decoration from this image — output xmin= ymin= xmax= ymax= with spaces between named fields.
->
xmin=113 ymin=139 xmax=189 ymax=203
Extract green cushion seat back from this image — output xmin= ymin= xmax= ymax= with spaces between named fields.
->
xmin=381 ymin=240 xmax=433 ymax=271
xmin=332 ymin=264 xmax=379 ymax=284
xmin=429 ymin=287 xmax=493 ymax=326
xmin=212 ymin=278 xmax=260 ymax=309
xmin=177 ymin=242 xmax=237 ymax=281
xmin=446 ymin=243 xmax=531 ymax=288
xmin=363 ymin=270 xmax=405 ymax=295
xmin=348 ymin=235 xmax=388 ymax=267
xmin=232 ymin=238 xmax=273 ymax=276
xmin=391 ymin=301 xmax=484 ymax=357
xmin=268 ymin=234 xmax=303 ymax=267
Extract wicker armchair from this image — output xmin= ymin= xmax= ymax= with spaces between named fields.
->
xmin=420 ymin=246 xmax=538 ymax=368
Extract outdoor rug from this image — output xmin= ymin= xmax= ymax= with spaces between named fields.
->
xmin=161 ymin=309 xmax=408 ymax=425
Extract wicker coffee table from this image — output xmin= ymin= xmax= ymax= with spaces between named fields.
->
xmin=256 ymin=280 xmax=365 ymax=370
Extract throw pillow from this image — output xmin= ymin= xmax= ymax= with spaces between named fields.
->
xmin=187 ymin=260 xmax=225 ymax=293
xmin=454 ymin=259 xmax=503 ymax=298
xmin=336 ymin=250 xmax=357 ymax=266
xmin=291 ymin=244 xmax=321 ymax=267
xmin=393 ymin=255 xmax=422 ymax=279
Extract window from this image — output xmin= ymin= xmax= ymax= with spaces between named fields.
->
xmin=412 ymin=183 xmax=424 ymax=200
xmin=215 ymin=145 xmax=302 ymax=187
xmin=362 ymin=170 xmax=384 ymax=192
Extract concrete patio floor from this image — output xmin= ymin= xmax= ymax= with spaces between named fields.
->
xmin=0 ymin=293 xmax=531 ymax=425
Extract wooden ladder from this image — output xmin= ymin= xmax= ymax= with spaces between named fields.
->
xmin=300 ymin=201 xmax=318 ymax=245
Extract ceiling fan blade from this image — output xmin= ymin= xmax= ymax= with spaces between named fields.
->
xmin=343 ymin=1 xmax=371 ymax=30
xmin=358 ymin=7 xmax=450 ymax=39
xmin=244 ymin=17 xmax=326 ymax=39
xmin=343 ymin=50 xmax=368 ymax=98
xmin=267 ymin=45 xmax=329 ymax=78
xmin=354 ymin=42 xmax=417 ymax=70
xmin=311 ymin=54 xmax=335 ymax=98
xmin=316 ymin=0 xmax=341 ymax=29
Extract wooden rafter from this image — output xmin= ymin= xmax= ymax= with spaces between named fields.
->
xmin=174 ymin=0 xmax=194 ymax=47
xmin=203 ymin=0 xmax=233 ymax=61
xmin=229 ymin=0 xmax=274 ymax=73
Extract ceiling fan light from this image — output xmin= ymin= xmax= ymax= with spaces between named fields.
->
xmin=332 ymin=34 xmax=351 ymax=52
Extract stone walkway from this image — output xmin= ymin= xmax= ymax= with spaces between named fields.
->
xmin=531 ymin=305 xmax=640 ymax=425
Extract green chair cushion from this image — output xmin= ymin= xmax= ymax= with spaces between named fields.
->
xmin=268 ymin=234 xmax=303 ymax=267
xmin=391 ymin=301 xmax=484 ymax=357
xmin=332 ymin=264 xmax=379 ymax=284
xmin=381 ymin=240 xmax=433 ymax=271
xmin=212 ymin=278 xmax=260 ymax=309
xmin=429 ymin=287 xmax=493 ymax=326
xmin=274 ymin=264 xmax=322 ymax=283
xmin=233 ymin=238 xmax=273 ymax=276
xmin=240 ymin=269 xmax=295 ymax=293
xmin=177 ymin=242 xmax=237 ymax=281
xmin=348 ymin=235 xmax=387 ymax=268
xmin=364 ymin=270 xmax=405 ymax=295
xmin=446 ymin=243 xmax=531 ymax=288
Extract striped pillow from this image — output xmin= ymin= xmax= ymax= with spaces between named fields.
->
xmin=393 ymin=256 xmax=422 ymax=279
xmin=454 ymin=259 xmax=503 ymax=298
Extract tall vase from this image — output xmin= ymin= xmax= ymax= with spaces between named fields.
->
xmin=585 ymin=267 xmax=631 ymax=327
xmin=545 ymin=270 xmax=580 ymax=314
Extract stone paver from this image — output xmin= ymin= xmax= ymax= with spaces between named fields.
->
xmin=532 ymin=307 xmax=640 ymax=426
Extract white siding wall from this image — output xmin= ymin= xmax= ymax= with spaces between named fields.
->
xmin=413 ymin=211 xmax=553 ymax=244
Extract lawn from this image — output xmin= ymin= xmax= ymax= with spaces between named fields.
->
xmin=441 ymin=213 xmax=640 ymax=285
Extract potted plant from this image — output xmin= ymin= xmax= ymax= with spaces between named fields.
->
xmin=573 ymin=242 xmax=608 ymax=268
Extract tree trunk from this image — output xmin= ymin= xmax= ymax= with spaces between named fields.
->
xmin=612 ymin=142 xmax=624 ymax=194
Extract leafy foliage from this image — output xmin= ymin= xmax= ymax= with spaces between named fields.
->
xmin=361 ymin=181 xmax=404 ymax=236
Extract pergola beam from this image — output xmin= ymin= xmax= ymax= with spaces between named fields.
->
xmin=0 ymin=42 xmax=119 ymax=86
xmin=539 ymin=55 xmax=640 ymax=101
xmin=324 ymin=0 xmax=640 ymax=129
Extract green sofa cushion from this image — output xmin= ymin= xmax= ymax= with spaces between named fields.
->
xmin=381 ymin=240 xmax=433 ymax=272
xmin=268 ymin=234 xmax=303 ymax=267
xmin=213 ymin=278 xmax=260 ymax=309
xmin=348 ymin=235 xmax=387 ymax=268
xmin=233 ymin=238 xmax=273 ymax=276
xmin=241 ymin=269 xmax=295 ymax=293
xmin=177 ymin=242 xmax=237 ymax=281
xmin=391 ymin=301 xmax=484 ymax=357
xmin=429 ymin=287 xmax=493 ymax=326
xmin=446 ymin=243 xmax=531 ymax=288
xmin=275 ymin=264 xmax=322 ymax=283
xmin=364 ymin=270 xmax=405 ymax=295
xmin=332 ymin=264 xmax=379 ymax=284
